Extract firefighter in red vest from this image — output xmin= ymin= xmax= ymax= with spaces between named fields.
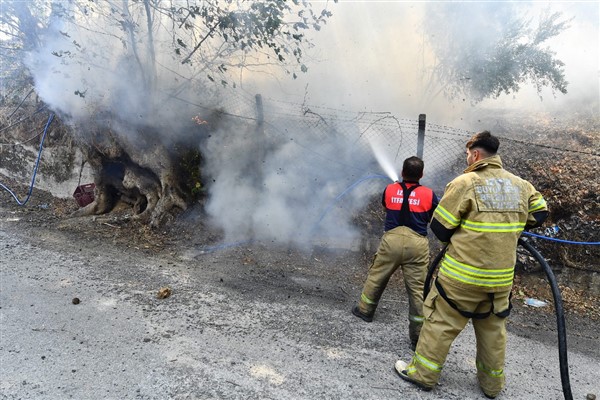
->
xmin=394 ymin=131 xmax=548 ymax=398
xmin=352 ymin=156 xmax=439 ymax=350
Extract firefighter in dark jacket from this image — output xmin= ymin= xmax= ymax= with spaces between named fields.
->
xmin=395 ymin=131 xmax=549 ymax=399
xmin=352 ymin=156 xmax=439 ymax=350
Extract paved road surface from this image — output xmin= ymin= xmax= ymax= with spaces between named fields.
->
xmin=1 ymin=221 xmax=598 ymax=399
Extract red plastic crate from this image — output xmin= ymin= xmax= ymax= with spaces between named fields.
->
xmin=73 ymin=183 xmax=96 ymax=207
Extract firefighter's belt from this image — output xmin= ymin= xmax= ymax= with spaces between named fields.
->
xmin=434 ymin=279 xmax=512 ymax=319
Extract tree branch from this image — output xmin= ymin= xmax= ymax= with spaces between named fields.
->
xmin=121 ymin=0 xmax=148 ymax=88
xmin=181 ymin=21 xmax=220 ymax=65
xmin=143 ymin=0 xmax=158 ymax=90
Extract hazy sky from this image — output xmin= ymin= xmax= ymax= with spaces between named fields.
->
xmin=242 ymin=1 xmax=600 ymax=127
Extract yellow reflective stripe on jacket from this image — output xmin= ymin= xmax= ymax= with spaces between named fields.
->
xmin=529 ymin=197 xmax=547 ymax=212
xmin=477 ymin=360 xmax=504 ymax=377
xmin=434 ymin=205 xmax=460 ymax=227
xmin=361 ymin=293 xmax=377 ymax=305
xmin=440 ymin=254 xmax=514 ymax=287
xmin=413 ymin=351 xmax=443 ymax=372
xmin=461 ymin=219 xmax=525 ymax=233
xmin=409 ymin=314 xmax=424 ymax=323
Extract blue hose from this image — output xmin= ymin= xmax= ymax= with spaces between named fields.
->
xmin=313 ymin=174 xmax=390 ymax=229
xmin=522 ymin=231 xmax=599 ymax=245
xmin=0 ymin=113 xmax=55 ymax=206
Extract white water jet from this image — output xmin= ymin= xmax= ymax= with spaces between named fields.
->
xmin=367 ymin=137 xmax=399 ymax=182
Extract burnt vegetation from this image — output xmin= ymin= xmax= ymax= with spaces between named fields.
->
xmin=487 ymin=112 xmax=599 ymax=275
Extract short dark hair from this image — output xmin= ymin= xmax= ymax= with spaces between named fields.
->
xmin=402 ymin=156 xmax=424 ymax=181
xmin=466 ymin=130 xmax=499 ymax=154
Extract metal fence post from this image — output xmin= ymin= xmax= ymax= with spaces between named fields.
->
xmin=417 ymin=114 xmax=426 ymax=159
xmin=255 ymin=94 xmax=264 ymax=133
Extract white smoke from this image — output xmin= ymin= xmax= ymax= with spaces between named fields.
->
xmin=18 ymin=1 xmax=597 ymax=249
xmin=24 ymin=2 xmax=217 ymax=133
xmin=202 ymin=106 xmax=386 ymax=247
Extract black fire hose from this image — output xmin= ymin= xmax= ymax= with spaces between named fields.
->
xmin=518 ymin=238 xmax=573 ymax=400
xmin=423 ymin=240 xmax=573 ymax=400
xmin=423 ymin=244 xmax=447 ymax=301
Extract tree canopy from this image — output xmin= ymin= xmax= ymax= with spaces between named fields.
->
xmin=422 ymin=4 xmax=570 ymax=103
xmin=1 ymin=0 xmax=337 ymax=114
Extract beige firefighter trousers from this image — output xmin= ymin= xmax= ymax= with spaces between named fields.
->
xmin=357 ymin=225 xmax=429 ymax=343
xmin=406 ymin=279 xmax=511 ymax=397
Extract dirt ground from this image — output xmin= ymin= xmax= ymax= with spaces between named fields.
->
xmin=2 ymin=177 xmax=599 ymax=357
xmin=0 ymin=177 xmax=600 ymax=324
xmin=0 ymin=178 xmax=600 ymax=348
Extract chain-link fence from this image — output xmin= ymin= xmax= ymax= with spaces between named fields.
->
xmin=1 ymin=84 xmax=597 ymax=273
xmin=208 ymin=88 xmax=598 ymax=273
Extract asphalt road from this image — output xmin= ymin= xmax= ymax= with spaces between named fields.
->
xmin=1 ymin=218 xmax=599 ymax=400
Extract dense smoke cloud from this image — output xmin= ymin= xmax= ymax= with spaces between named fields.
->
xmin=16 ymin=1 xmax=598 ymax=248
xmin=25 ymin=3 xmax=220 ymax=135
xmin=22 ymin=2 xmax=386 ymax=248
xmin=201 ymin=108 xmax=384 ymax=247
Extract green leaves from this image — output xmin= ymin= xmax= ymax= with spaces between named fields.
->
xmin=4 ymin=1 xmax=336 ymax=92
xmin=424 ymin=3 xmax=570 ymax=103
xmin=168 ymin=0 xmax=336 ymax=84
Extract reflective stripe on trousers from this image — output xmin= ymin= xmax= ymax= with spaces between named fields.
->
xmin=407 ymin=280 xmax=509 ymax=396
xmin=357 ymin=226 xmax=429 ymax=342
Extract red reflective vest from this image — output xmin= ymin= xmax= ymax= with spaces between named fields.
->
xmin=383 ymin=181 xmax=439 ymax=236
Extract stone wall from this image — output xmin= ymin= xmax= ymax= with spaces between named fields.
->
xmin=0 ymin=141 xmax=94 ymax=200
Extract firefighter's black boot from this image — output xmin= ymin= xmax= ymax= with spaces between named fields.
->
xmin=352 ymin=306 xmax=373 ymax=322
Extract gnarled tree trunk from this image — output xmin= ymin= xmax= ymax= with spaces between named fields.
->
xmin=72 ymin=120 xmax=206 ymax=227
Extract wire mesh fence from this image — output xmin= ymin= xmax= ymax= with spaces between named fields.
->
xmin=215 ymin=88 xmax=599 ymax=195
xmin=1 ymin=84 xmax=597 ymax=271
xmin=208 ymin=89 xmax=599 ymax=267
